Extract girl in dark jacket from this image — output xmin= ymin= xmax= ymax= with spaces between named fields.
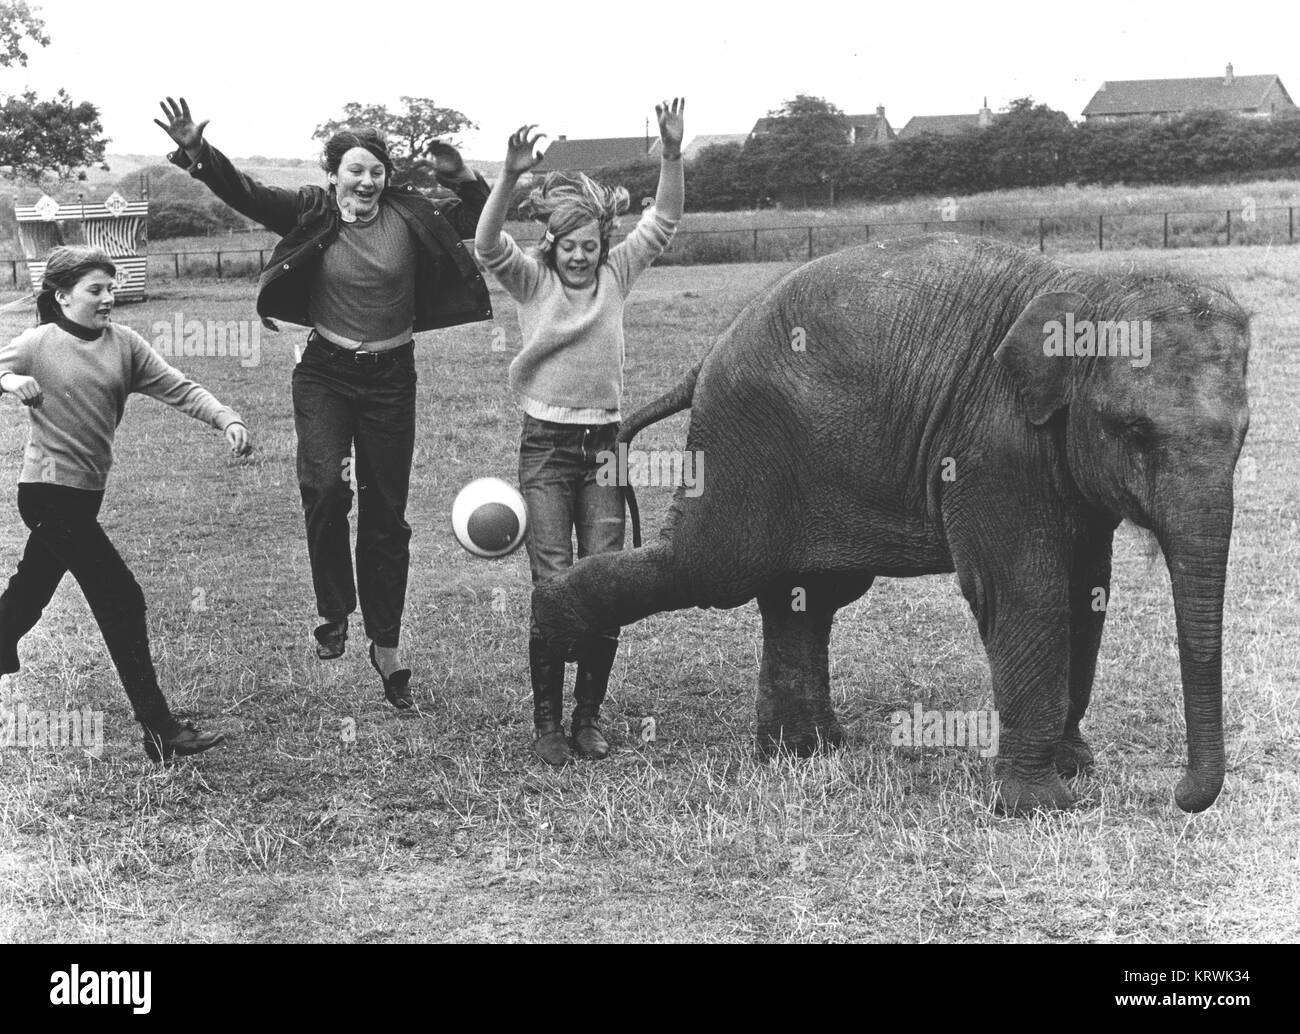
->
xmin=155 ymin=96 xmax=492 ymax=709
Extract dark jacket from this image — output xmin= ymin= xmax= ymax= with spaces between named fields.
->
xmin=169 ymin=141 xmax=492 ymax=331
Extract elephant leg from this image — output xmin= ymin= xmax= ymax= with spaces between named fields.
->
xmin=755 ymin=573 xmax=873 ymax=758
xmin=954 ymin=538 xmax=1074 ymax=815
xmin=532 ymin=542 xmax=692 ymax=659
xmin=1057 ymin=525 xmax=1115 ymax=777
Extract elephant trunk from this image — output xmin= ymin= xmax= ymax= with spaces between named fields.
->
xmin=1158 ymin=497 xmax=1234 ymax=813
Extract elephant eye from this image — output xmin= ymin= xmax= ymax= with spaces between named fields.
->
xmin=1120 ymin=416 xmax=1158 ymax=446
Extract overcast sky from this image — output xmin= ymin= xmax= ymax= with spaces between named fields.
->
xmin=2 ymin=0 xmax=1297 ymax=162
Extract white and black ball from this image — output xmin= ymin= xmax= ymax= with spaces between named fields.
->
xmin=451 ymin=477 xmax=527 ymax=558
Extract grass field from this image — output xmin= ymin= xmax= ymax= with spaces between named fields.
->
xmin=0 ymin=243 xmax=1296 ymax=943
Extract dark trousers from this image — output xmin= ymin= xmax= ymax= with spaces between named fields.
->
xmin=518 ymin=416 xmax=625 ymax=639
xmin=0 ymin=483 xmax=174 ymax=732
xmin=291 ymin=338 xmax=416 ymax=648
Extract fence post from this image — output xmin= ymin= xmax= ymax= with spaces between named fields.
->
xmin=216 ymin=251 xmax=223 ymax=278
xmin=806 ymin=225 xmax=813 ymax=261
xmin=864 ymin=222 xmax=870 ymax=243
xmin=1038 ymin=217 xmax=1045 ymax=253
xmin=1097 ymin=214 xmax=1103 ymax=251
xmin=752 ymin=228 xmax=758 ymax=261
xmin=1163 ymin=212 xmax=1169 ymax=248
xmin=1225 ymin=209 xmax=1232 ymax=246
xmin=10 ymin=260 xmax=15 ymax=287
xmin=1291 ymin=207 xmax=1295 ymax=243
xmin=174 ymin=253 xmax=180 ymax=278
xmin=258 ymin=250 xmax=265 ymax=268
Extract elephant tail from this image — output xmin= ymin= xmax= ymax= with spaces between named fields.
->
xmin=619 ymin=360 xmax=701 ymax=547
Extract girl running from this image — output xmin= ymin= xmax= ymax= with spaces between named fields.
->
xmin=0 ymin=246 xmax=251 ymax=760
xmin=475 ymin=99 xmax=684 ymax=766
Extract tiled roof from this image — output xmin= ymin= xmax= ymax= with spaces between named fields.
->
xmin=532 ymin=137 xmax=653 ymax=173
xmin=897 ymin=113 xmax=997 ymax=138
xmin=1082 ymin=74 xmax=1290 ymax=116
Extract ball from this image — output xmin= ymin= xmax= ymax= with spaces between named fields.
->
xmin=451 ymin=477 xmax=528 ymax=558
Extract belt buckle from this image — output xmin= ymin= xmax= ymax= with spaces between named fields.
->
xmin=354 ymin=348 xmax=376 ymax=364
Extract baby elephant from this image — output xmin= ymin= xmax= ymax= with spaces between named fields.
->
xmin=534 ymin=235 xmax=1250 ymax=815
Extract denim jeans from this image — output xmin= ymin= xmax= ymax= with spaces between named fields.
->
xmin=291 ymin=337 xmax=416 ymax=648
xmin=0 ymin=483 xmax=174 ymax=731
xmin=518 ymin=415 xmax=625 ymax=639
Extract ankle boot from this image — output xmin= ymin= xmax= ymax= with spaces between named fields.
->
xmin=530 ymin=637 xmax=571 ymax=767
xmin=571 ymin=634 xmax=618 ymax=760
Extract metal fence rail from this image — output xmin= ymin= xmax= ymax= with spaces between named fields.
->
xmin=3 ymin=206 xmax=1296 ymax=285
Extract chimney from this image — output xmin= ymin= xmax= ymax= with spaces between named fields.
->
xmin=876 ymin=104 xmax=885 ymax=118
xmin=978 ymin=96 xmax=992 ymax=128
xmin=1225 ymin=62 xmax=1234 ymax=85
xmin=557 ymin=134 xmax=567 ymax=141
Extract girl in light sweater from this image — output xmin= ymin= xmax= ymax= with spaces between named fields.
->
xmin=0 ymin=246 xmax=251 ymax=761
xmin=475 ymin=99 xmax=685 ymax=766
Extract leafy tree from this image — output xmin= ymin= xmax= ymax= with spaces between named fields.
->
xmin=0 ymin=89 xmax=108 ymax=182
xmin=745 ymin=95 xmax=852 ymax=206
xmin=0 ymin=1 xmax=47 ymax=67
xmin=688 ymin=142 xmax=750 ymax=210
xmin=313 ymin=97 xmax=476 ymax=174
xmin=981 ymin=97 xmax=1073 ymax=188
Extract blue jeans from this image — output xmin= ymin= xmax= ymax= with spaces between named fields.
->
xmin=518 ymin=415 xmax=624 ymax=639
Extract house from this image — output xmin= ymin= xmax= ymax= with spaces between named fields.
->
xmin=530 ymin=136 xmax=656 ymax=174
xmin=750 ymin=106 xmax=895 ymax=145
xmin=897 ymin=100 xmax=999 ymax=139
xmin=1082 ymin=65 xmax=1297 ymax=121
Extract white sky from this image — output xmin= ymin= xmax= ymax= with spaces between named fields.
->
xmin=2 ymin=0 xmax=1298 ymax=161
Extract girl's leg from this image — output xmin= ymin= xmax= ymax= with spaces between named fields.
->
xmin=571 ymin=422 xmax=626 ymax=758
xmin=519 ymin=417 xmax=583 ymax=766
xmin=0 ymin=495 xmax=71 ymax=673
xmin=292 ymin=345 xmax=360 ymax=647
xmin=352 ymin=350 xmax=416 ymax=662
xmin=15 ymin=485 xmax=174 ymax=735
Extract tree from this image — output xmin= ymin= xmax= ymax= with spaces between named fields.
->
xmin=0 ymin=1 xmax=47 ymax=67
xmin=313 ymin=96 xmax=476 ymax=174
xmin=0 ymin=89 xmax=109 ymax=182
xmin=744 ymin=95 xmax=852 ymax=206
xmin=982 ymin=97 xmax=1073 ymax=188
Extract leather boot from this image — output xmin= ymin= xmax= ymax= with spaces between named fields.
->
xmin=530 ymin=637 xmax=571 ymax=767
xmin=571 ymin=634 xmax=618 ymax=760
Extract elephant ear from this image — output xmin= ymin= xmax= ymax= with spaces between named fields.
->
xmin=994 ymin=291 xmax=1091 ymax=426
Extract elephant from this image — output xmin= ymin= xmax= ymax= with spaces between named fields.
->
xmin=532 ymin=234 xmax=1250 ymax=815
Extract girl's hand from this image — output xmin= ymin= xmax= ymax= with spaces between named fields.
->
xmin=504 ymin=125 xmax=547 ymax=177
xmin=153 ymin=96 xmax=210 ymax=158
xmin=428 ymin=140 xmax=469 ymax=182
xmin=656 ymin=98 xmax=685 ymax=159
xmin=1 ymin=373 xmax=42 ymax=407
xmin=225 ymin=422 xmax=252 ymax=457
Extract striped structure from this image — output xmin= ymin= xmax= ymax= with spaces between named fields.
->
xmin=13 ymin=193 xmax=150 ymax=301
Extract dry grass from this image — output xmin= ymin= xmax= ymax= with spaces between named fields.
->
xmin=0 ymin=245 xmax=1296 ymax=943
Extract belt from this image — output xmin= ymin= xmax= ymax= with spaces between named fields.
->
xmin=307 ymin=331 xmax=413 ymax=365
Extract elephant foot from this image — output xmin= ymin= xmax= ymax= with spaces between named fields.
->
xmin=756 ymin=720 xmax=846 ymax=760
xmin=1053 ymin=731 xmax=1095 ymax=778
xmin=993 ymin=767 xmax=1075 ymax=816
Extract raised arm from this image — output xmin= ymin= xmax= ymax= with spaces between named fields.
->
xmin=653 ymin=98 xmax=686 ymax=222
xmin=475 ymin=125 xmax=547 ymax=257
xmin=425 ymin=141 xmax=491 ymax=239
xmin=154 ymin=96 xmax=305 ymax=237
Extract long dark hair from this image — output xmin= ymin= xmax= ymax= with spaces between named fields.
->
xmin=36 ymin=245 xmax=116 ymax=324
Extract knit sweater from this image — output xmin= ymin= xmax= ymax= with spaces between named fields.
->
xmin=0 ymin=321 xmax=242 ymax=490
xmin=476 ymin=208 xmax=677 ymax=416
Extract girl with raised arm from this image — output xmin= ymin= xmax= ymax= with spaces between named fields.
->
xmin=475 ymin=99 xmax=685 ymax=766
xmin=155 ymin=97 xmax=492 ymax=709
xmin=0 ymin=247 xmax=251 ymax=761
